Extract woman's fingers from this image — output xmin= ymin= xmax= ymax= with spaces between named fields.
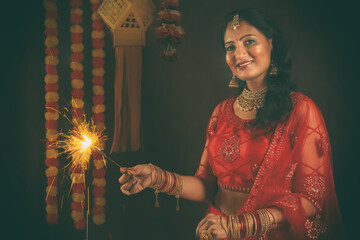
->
xmin=196 ymin=214 xmax=227 ymax=240
xmin=128 ymin=164 xmax=151 ymax=176
xmin=196 ymin=215 xmax=210 ymax=237
xmin=119 ymin=172 xmax=131 ymax=184
xmin=120 ymin=176 xmax=136 ymax=192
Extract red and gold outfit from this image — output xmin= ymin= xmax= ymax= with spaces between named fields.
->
xmin=195 ymin=92 xmax=344 ymax=239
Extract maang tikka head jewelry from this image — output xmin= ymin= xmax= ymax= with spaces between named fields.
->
xmin=231 ymin=14 xmax=241 ymax=29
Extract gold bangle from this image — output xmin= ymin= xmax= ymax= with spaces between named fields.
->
xmin=266 ymin=209 xmax=277 ymax=229
xmin=234 ymin=215 xmax=241 ymax=239
xmin=249 ymin=212 xmax=257 ymax=237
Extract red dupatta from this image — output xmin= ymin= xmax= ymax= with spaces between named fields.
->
xmin=195 ymin=92 xmax=345 ymax=239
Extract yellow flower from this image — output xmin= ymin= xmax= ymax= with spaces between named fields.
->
xmin=45 ymin=74 xmax=58 ymax=84
xmin=94 ymin=197 xmax=106 ymax=207
xmin=46 ymin=149 xmax=58 ymax=158
xmin=71 ymin=210 xmax=84 ymax=221
xmin=70 ymin=24 xmax=84 ymax=34
xmin=45 ymin=37 xmax=59 ymax=47
xmin=71 ymin=7 xmax=83 ymax=15
xmin=93 ymin=178 xmax=106 ymax=187
xmin=92 ymin=213 xmax=105 ymax=225
xmin=70 ymin=61 xmax=84 ymax=71
xmin=71 ymin=43 xmax=84 ymax=53
xmin=95 ymin=122 xmax=105 ymax=131
xmin=92 ymin=104 xmax=106 ymax=114
xmin=45 ymin=92 xmax=59 ymax=102
xmin=93 ymin=159 xmax=105 ymax=169
xmin=71 ymin=79 xmax=84 ymax=89
xmin=46 ymin=129 xmax=59 ymax=140
xmin=45 ymin=18 xmax=58 ymax=28
xmin=45 ymin=112 xmax=59 ymax=121
xmin=72 ymin=192 xmax=85 ymax=202
xmin=93 ymin=85 xmax=105 ymax=95
xmin=91 ymin=12 xmax=101 ymax=21
xmin=46 ymin=186 xmax=58 ymax=196
xmin=91 ymin=30 xmax=105 ymax=39
xmin=72 ymin=174 xmax=85 ymax=184
xmin=45 ymin=56 xmax=59 ymax=65
xmin=92 ymin=68 xmax=105 ymax=77
xmin=43 ymin=0 xmax=57 ymax=11
xmin=45 ymin=204 xmax=58 ymax=214
xmin=71 ymin=98 xmax=85 ymax=108
xmin=92 ymin=49 xmax=105 ymax=58
xmin=45 ymin=167 xmax=59 ymax=177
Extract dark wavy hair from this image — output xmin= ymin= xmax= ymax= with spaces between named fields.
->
xmin=222 ymin=8 xmax=296 ymax=132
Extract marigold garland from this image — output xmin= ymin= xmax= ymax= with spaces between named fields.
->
xmin=90 ymin=0 xmax=106 ymax=225
xmin=44 ymin=0 xmax=59 ymax=224
xmin=156 ymin=0 xmax=185 ymax=60
xmin=70 ymin=0 xmax=86 ymax=230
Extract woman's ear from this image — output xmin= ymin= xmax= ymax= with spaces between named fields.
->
xmin=269 ymin=38 xmax=273 ymax=50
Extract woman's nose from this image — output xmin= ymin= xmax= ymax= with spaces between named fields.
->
xmin=235 ymin=45 xmax=248 ymax=59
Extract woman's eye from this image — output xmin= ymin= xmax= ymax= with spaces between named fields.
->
xmin=226 ymin=45 xmax=235 ymax=52
xmin=244 ymin=39 xmax=256 ymax=46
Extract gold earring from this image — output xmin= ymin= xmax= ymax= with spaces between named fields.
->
xmin=269 ymin=62 xmax=278 ymax=76
xmin=229 ymin=73 xmax=239 ymax=88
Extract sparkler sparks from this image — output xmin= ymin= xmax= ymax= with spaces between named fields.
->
xmin=57 ymin=116 xmax=107 ymax=172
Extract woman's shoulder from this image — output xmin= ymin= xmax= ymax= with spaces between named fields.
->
xmin=290 ymin=91 xmax=309 ymax=105
xmin=289 ymin=91 xmax=324 ymax=121
xmin=290 ymin=91 xmax=319 ymax=109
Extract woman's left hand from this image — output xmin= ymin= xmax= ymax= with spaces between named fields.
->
xmin=195 ymin=213 xmax=228 ymax=240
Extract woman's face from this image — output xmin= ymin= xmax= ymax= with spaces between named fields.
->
xmin=224 ymin=20 xmax=273 ymax=89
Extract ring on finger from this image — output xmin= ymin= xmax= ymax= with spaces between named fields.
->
xmin=199 ymin=230 xmax=213 ymax=240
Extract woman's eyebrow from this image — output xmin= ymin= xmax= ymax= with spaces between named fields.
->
xmin=240 ymin=34 xmax=256 ymax=40
xmin=224 ymin=40 xmax=235 ymax=45
xmin=225 ymin=34 xmax=257 ymax=45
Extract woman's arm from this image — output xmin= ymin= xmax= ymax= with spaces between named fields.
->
xmin=119 ymin=165 xmax=212 ymax=202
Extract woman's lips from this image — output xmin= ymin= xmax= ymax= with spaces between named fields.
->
xmin=236 ymin=60 xmax=254 ymax=70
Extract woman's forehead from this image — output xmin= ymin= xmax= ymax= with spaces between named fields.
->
xmin=224 ymin=21 xmax=264 ymax=41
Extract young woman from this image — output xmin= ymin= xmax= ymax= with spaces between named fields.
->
xmin=119 ymin=8 xmax=344 ymax=240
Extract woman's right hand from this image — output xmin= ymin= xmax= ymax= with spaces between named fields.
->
xmin=118 ymin=164 xmax=153 ymax=195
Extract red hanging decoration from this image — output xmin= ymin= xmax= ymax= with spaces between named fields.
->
xmin=69 ymin=0 xmax=86 ymax=230
xmin=90 ymin=0 xmax=106 ymax=226
xmin=155 ymin=0 xmax=185 ymax=60
xmin=44 ymin=0 xmax=59 ymax=224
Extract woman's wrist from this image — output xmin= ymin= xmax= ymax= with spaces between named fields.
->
xmin=147 ymin=164 xmax=183 ymax=195
xmin=147 ymin=163 xmax=183 ymax=211
xmin=230 ymin=209 xmax=276 ymax=239
xmin=147 ymin=163 xmax=157 ymax=189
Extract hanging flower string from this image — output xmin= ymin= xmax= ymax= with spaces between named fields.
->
xmin=44 ymin=0 xmax=60 ymax=225
xmin=90 ymin=0 xmax=107 ymax=226
xmin=69 ymin=0 xmax=86 ymax=230
xmin=155 ymin=0 xmax=185 ymax=60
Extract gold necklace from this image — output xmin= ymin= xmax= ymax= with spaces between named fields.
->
xmin=236 ymin=87 xmax=267 ymax=112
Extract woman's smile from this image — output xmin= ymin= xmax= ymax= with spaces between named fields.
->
xmin=236 ymin=60 xmax=254 ymax=70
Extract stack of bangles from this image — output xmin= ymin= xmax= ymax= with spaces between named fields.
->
xmin=148 ymin=164 xmax=183 ymax=211
xmin=226 ymin=209 xmax=277 ymax=239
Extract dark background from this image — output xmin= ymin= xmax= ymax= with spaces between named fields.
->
xmin=1 ymin=0 xmax=358 ymax=239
